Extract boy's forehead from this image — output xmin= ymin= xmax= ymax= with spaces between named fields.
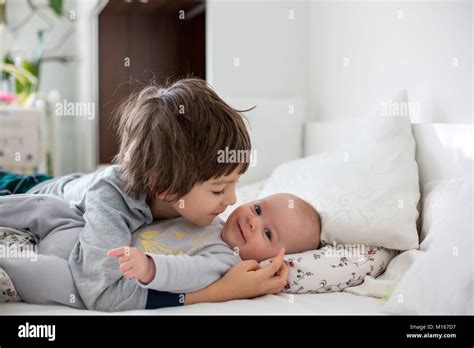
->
xmin=211 ymin=170 xmax=241 ymax=185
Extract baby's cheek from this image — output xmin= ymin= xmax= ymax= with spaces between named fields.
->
xmin=242 ymin=244 xmax=266 ymax=261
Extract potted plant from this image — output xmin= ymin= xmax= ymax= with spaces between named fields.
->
xmin=0 ymin=0 xmax=74 ymax=105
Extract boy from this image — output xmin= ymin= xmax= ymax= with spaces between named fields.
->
xmin=1 ymin=78 xmax=264 ymax=311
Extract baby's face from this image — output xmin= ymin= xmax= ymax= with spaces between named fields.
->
xmin=221 ymin=193 xmax=319 ymax=262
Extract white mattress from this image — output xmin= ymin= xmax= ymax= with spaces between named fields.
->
xmin=0 ymin=292 xmax=384 ymax=315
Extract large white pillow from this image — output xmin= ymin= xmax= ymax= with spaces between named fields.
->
xmin=419 ymin=179 xmax=465 ymax=247
xmin=223 ymin=97 xmax=305 ymax=184
xmin=260 ymin=116 xmax=420 ymax=250
xmin=383 ymin=178 xmax=473 ymax=314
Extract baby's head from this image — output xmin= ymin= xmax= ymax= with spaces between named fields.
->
xmin=221 ymin=193 xmax=321 ymax=262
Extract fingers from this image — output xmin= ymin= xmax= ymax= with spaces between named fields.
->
xmin=268 ymin=263 xmax=289 ymax=293
xmin=122 ymin=269 xmax=136 ymax=279
xmin=119 ymin=255 xmax=131 ymax=264
xmin=108 ymin=246 xmax=136 ymax=278
xmin=275 ymin=261 xmax=289 ymax=290
xmin=107 ymin=246 xmax=131 ymax=257
xmin=239 ymin=259 xmax=260 ymax=271
xmin=250 ymin=248 xmax=286 ymax=294
xmin=258 ymin=248 xmax=285 ymax=278
xmin=119 ymin=261 xmax=133 ymax=274
xmin=279 ymin=260 xmax=289 ymax=281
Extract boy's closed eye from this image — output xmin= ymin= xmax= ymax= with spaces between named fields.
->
xmin=210 ymin=179 xmax=240 ymax=196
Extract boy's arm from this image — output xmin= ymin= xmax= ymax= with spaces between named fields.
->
xmin=185 ymin=248 xmax=289 ymax=304
xmin=68 ymin=179 xmax=152 ymax=311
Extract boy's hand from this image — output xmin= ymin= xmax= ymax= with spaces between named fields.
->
xmin=185 ymin=248 xmax=288 ymax=304
xmin=107 ymin=246 xmax=156 ymax=285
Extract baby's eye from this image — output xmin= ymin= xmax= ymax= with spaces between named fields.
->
xmin=264 ymin=228 xmax=272 ymax=241
xmin=212 ymin=190 xmax=225 ymax=196
xmin=254 ymin=203 xmax=262 ymax=215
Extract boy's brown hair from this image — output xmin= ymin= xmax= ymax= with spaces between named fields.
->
xmin=113 ymin=78 xmax=251 ymax=202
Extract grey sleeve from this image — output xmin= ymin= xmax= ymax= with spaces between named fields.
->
xmin=68 ymin=179 xmax=152 ymax=312
xmin=140 ymin=247 xmax=240 ymax=293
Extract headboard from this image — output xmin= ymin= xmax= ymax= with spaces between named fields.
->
xmin=304 ymin=122 xmax=473 ymax=193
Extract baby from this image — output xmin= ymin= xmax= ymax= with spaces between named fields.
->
xmin=108 ymin=193 xmax=321 ymax=293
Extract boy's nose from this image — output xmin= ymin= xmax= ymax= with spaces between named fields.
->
xmin=225 ymin=189 xmax=237 ymax=206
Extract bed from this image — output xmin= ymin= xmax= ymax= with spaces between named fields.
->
xmin=0 ymin=120 xmax=471 ymax=315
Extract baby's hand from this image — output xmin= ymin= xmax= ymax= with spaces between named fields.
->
xmin=107 ymin=246 xmax=156 ymax=285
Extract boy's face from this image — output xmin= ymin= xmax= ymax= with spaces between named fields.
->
xmin=172 ymin=168 xmax=241 ymax=226
xmin=221 ymin=193 xmax=318 ymax=262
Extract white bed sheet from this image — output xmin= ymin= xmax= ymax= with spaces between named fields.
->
xmin=0 ymin=292 xmax=384 ymax=315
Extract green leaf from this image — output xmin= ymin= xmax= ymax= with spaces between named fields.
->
xmin=1 ymin=55 xmax=14 ymax=80
xmin=48 ymin=0 xmax=63 ymax=16
xmin=37 ymin=30 xmax=45 ymax=43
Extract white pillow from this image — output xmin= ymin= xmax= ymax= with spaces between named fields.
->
xmin=419 ymin=179 xmax=465 ymax=247
xmin=260 ymin=116 xmax=420 ymax=250
xmin=223 ymin=97 xmax=305 ymax=185
xmin=383 ymin=179 xmax=473 ymax=314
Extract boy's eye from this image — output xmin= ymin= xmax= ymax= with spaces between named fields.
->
xmin=212 ymin=190 xmax=225 ymax=196
xmin=254 ymin=203 xmax=262 ymax=215
xmin=264 ymin=228 xmax=272 ymax=241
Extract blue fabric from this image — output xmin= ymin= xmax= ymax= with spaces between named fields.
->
xmin=0 ymin=170 xmax=52 ymax=196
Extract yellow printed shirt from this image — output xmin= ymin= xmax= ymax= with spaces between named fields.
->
xmin=131 ymin=217 xmax=241 ymax=293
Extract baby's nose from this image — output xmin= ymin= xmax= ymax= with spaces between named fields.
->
xmin=247 ymin=216 xmax=257 ymax=231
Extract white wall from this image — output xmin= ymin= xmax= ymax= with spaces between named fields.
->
xmin=308 ymin=1 xmax=472 ymax=124
xmin=206 ymin=0 xmax=309 ymax=100
xmin=207 ymin=1 xmax=473 ymax=125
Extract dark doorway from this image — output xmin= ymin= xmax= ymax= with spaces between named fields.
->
xmin=98 ymin=0 xmax=206 ymax=164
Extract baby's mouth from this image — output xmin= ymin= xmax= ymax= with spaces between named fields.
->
xmin=237 ymin=222 xmax=246 ymax=242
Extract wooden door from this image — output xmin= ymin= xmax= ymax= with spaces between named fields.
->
xmin=98 ymin=0 xmax=205 ymax=164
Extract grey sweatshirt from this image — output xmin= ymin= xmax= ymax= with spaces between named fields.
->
xmin=26 ymin=165 xmax=153 ymax=311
